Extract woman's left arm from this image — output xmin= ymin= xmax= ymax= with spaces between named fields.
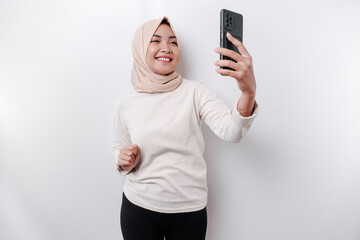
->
xmin=214 ymin=32 xmax=256 ymax=117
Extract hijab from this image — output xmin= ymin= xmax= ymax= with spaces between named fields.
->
xmin=130 ymin=16 xmax=183 ymax=93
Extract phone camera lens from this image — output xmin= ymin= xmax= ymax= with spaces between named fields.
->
xmin=225 ymin=13 xmax=229 ymax=18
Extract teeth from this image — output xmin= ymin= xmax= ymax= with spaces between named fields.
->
xmin=157 ymin=57 xmax=171 ymax=62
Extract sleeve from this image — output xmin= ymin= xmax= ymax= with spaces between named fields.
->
xmin=195 ymin=82 xmax=259 ymax=143
xmin=112 ymin=99 xmax=132 ymax=175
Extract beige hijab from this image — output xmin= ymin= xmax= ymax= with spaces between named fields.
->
xmin=131 ymin=16 xmax=183 ymax=93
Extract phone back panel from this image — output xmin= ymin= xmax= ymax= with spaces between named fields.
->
xmin=220 ymin=9 xmax=243 ymax=69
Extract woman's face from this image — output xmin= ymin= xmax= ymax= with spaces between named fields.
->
xmin=145 ymin=24 xmax=180 ymax=75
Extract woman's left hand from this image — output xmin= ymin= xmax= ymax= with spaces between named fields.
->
xmin=214 ymin=32 xmax=256 ymax=97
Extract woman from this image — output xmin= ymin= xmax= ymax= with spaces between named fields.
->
xmin=113 ymin=16 xmax=258 ymax=240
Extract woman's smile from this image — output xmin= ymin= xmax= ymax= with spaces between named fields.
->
xmin=156 ymin=56 xmax=172 ymax=64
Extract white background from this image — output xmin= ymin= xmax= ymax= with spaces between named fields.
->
xmin=1 ymin=0 xmax=360 ymax=239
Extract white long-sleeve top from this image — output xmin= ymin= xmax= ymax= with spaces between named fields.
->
xmin=113 ymin=79 xmax=258 ymax=213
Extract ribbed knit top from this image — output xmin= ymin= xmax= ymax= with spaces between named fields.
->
xmin=113 ymin=79 xmax=258 ymax=213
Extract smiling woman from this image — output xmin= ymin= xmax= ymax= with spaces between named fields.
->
xmin=113 ymin=15 xmax=258 ymax=240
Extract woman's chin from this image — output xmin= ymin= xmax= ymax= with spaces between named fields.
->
xmin=155 ymin=68 xmax=175 ymax=76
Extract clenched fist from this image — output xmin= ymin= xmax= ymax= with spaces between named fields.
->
xmin=117 ymin=144 xmax=141 ymax=172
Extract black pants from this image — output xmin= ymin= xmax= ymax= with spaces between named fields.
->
xmin=120 ymin=193 xmax=207 ymax=240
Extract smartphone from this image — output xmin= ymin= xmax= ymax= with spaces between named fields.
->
xmin=220 ymin=9 xmax=243 ymax=71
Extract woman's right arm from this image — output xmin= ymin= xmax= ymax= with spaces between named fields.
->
xmin=113 ymin=100 xmax=140 ymax=175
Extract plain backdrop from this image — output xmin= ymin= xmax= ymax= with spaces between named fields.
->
xmin=1 ymin=0 xmax=360 ymax=239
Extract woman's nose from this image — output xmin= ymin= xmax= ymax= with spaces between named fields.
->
xmin=161 ymin=47 xmax=171 ymax=53
xmin=160 ymin=43 xmax=171 ymax=53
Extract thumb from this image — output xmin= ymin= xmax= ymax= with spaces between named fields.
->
xmin=133 ymin=144 xmax=139 ymax=154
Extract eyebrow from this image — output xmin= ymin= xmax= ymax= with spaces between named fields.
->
xmin=152 ymin=34 xmax=177 ymax=39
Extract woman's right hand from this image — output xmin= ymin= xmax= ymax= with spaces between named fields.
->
xmin=117 ymin=144 xmax=141 ymax=172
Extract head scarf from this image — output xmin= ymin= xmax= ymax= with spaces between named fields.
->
xmin=130 ymin=16 xmax=183 ymax=93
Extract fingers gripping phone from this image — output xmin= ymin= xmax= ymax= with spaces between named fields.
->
xmin=220 ymin=9 xmax=243 ymax=71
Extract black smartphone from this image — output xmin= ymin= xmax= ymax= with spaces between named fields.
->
xmin=220 ymin=9 xmax=243 ymax=71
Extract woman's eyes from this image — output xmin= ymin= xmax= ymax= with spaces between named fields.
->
xmin=151 ymin=40 xmax=177 ymax=45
